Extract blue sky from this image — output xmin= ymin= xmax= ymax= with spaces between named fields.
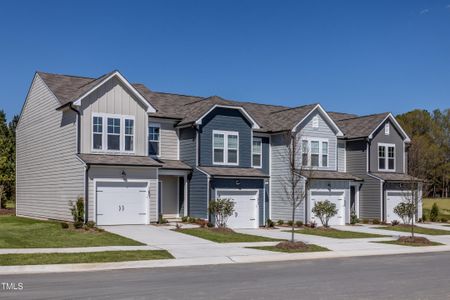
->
xmin=0 ymin=0 xmax=449 ymax=121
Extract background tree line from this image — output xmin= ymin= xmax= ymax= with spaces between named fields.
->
xmin=0 ymin=110 xmax=18 ymax=208
xmin=397 ymin=109 xmax=449 ymax=198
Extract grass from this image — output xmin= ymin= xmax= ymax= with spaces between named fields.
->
xmin=284 ymin=227 xmax=389 ymax=239
xmin=374 ymin=225 xmax=450 ymax=236
xmin=0 ymin=216 xmax=144 ymax=248
xmin=375 ymin=240 xmax=444 ymax=247
xmin=174 ymin=228 xmax=283 ymax=243
xmin=0 ymin=250 xmax=173 ymax=266
xmin=423 ymin=198 xmax=450 ymax=221
xmin=248 ymin=244 xmax=329 ymax=253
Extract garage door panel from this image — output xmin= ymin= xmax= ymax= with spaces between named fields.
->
xmin=310 ymin=190 xmax=345 ymax=226
xmin=96 ymin=182 xmax=148 ymax=226
xmin=386 ymin=191 xmax=412 ymax=223
xmin=217 ymin=190 xmax=258 ymax=229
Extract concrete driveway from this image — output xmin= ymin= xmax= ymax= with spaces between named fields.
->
xmin=102 ymin=225 xmax=278 ymax=259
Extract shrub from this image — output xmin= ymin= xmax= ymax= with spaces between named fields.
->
xmin=74 ymin=221 xmax=84 ymax=229
xmin=207 ymin=222 xmax=214 ymax=228
xmin=69 ymin=197 xmax=84 ymax=223
xmin=391 ymin=220 xmax=400 ymax=226
xmin=350 ymin=211 xmax=359 ymax=225
xmin=422 ymin=212 xmax=428 ymax=222
xmin=440 ymin=217 xmax=448 ymax=223
xmin=312 ymin=200 xmax=338 ymax=228
xmin=60 ymin=222 xmax=69 ymax=229
xmin=393 ymin=202 xmax=414 ymax=224
xmin=296 ymin=220 xmax=303 ymax=227
xmin=181 ymin=216 xmax=188 ymax=223
xmin=430 ymin=203 xmax=439 ymax=222
xmin=86 ymin=221 xmax=96 ymax=228
xmin=266 ymin=219 xmax=275 ymax=228
xmin=208 ymin=198 xmax=235 ymax=228
xmin=362 ymin=219 xmax=370 ymax=224
xmin=372 ymin=219 xmax=381 ymax=225
xmin=188 ymin=217 xmax=196 ymax=223
xmin=277 ymin=220 xmax=284 ymax=226
xmin=287 ymin=220 xmax=294 ymax=226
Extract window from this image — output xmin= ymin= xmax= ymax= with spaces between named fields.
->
xmin=148 ymin=123 xmax=160 ymax=156
xmin=212 ymin=131 xmax=239 ymax=165
xmin=252 ymin=138 xmax=262 ymax=168
xmin=92 ymin=116 xmax=103 ymax=150
xmin=322 ymin=141 xmax=328 ymax=167
xmin=378 ymin=144 xmax=395 ymax=171
xmin=385 ymin=123 xmax=390 ymax=135
xmin=301 ymin=138 xmax=329 ymax=168
xmin=124 ymin=119 xmax=134 ymax=152
xmin=107 ymin=117 xmax=121 ymax=151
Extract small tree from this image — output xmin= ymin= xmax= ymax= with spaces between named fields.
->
xmin=312 ymin=200 xmax=338 ymax=228
xmin=209 ymin=198 xmax=235 ymax=228
xmin=70 ymin=197 xmax=84 ymax=226
xmin=393 ymin=202 xmax=414 ymax=224
xmin=430 ymin=202 xmax=439 ymax=222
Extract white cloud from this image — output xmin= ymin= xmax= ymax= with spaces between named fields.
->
xmin=419 ymin=8 xmax=430 ymax=14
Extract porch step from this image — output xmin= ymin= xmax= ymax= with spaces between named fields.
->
xmin=163 ymin=216 xmax=182 ymax=223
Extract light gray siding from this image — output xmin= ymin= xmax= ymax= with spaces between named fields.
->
xmin=87 ymin=166 xmax=158 ymax=222
xmin=80 ymin=77 xmax=148 ymax=156
xmin=369 ymin=119 xmax=405 ymax=173
xmin=297 ymin=110 xmax=338 ymax=171
xmin=337 ymin=141 xmax=346 ymax=172
xmin=149 ymin=118 xmax=179 ymax=160
xmin=16 ymin=74 xmax=85 ymax=221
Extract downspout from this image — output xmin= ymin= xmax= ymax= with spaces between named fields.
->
xmin=69 ymin=103 xmax=88 ymax=223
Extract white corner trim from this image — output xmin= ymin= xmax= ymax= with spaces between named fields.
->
xmin=368 ymin=113 xmax=411 ymax=142
xmin=194 ymin=104 xmax=261 ymax=129
xmin=73 ymin=71 xmax=156 ymax=113
xmin=291 ymin=104 xmax=344 ymax=136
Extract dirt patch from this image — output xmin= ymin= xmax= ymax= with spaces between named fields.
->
xmin=0 ymin=208 xmax=14 ymax=215
xmin=275 ymin=241 xmax=309 ymax=250
xmin=208 ymin=227 xmax=235 ymax=234
xmin=397 ymin=236 xmax=433 ymax=245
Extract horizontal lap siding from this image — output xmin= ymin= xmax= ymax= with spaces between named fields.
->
xmin=16 ymin=75 xmax=84 ymax=221
xmin=337 ymin=141 xmax=346 ymax=172
xmin=179 ymin=127 xmax=196 ymax=166
xmin=159 ymin=121 xmax=178 ymax=160
xmin=189 ymin=169 xmax=208 ymax=218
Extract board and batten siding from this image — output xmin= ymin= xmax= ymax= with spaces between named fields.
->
xmin=346 ymin=140 xmax=382 ymax=219
xmin=79 ymin=76 xmax=148 ymax=156
xmin=87 ymin=166 xmax=158 ymax=222
xmin=297 ymin=110 xmax=338 ymax=171
xmin=149 ymin=118 xmax=178 ymax=160
xmin=16 ymin=74 xmax=85 ymax=221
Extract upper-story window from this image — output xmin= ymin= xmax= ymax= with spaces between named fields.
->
xmin=385 ymin=123 xmax=390 ymax=135
xmin=213 ymin=130 xmax=239 ymax=165
xmin=148 ymin=123 xmax=160 ymax=156
xmin=378 ymin=143 xmax=395 ymax=171
xmin=91 ymin=114 xmax=135 ymax=153
xmin=301 ymin=138 xmax=329 ymax=168
xmin=252 ymin=137 xmax=262 ymax=168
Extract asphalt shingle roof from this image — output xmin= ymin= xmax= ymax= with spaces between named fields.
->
xmin=370 ymin=172 xmax=423 ymax=182
xmin=335 ymin=113 xmax=390 ymax=139
xmin=198 ymin=166 xmax=269 ymax=178
xmin=77 ymin=154 xmax=162 ymax=167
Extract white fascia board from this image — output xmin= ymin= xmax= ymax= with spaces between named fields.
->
xmin=367 ymin=173 xmax=384 ymax=182
xmin=291 ymin=104 xmax=344 ymax=136
xmin=194 ymin=104 xmax=261 ymax=129
xmin=196 ymin=167 xmax=211 ymax=178
xmin=368 ymin=113 xmax=411 ymax=142
xmin=73 ymin=71 xmax=156 ymax=113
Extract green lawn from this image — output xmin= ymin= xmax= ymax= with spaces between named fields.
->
xmin=285 ymin=228 xmax=389 ymax=239
xmin=374 ymin=225 xmax=450 ymax=236
xmin=248 ymin=244 xmax=329 ymax=253
xmin=0 ymin=250 xmax=173 ymax=266
xmin=423 ymin=198 xmax=450 ymax=221
xmin=174 ymin=228 xmax=283 ymax=243
xmin=375 ymin=240 xmax=444 ymax=247
xmin=0 ymin=216 xmax=144 ymax=248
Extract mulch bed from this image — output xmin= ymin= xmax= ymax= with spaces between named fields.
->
xmin=397 ymin=236 xmax=433 ymax=245
xmin=207 ymin=227 xmax=235 ymax=234
xmin=0 ymin=208 xmax=14 ymax=215
xmin=275 ymin=241 xmax=309 ymax=250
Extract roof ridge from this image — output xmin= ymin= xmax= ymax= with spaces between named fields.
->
xmin=151 ymin=90 xmax=205 ymax=99
xmin=36 ymin=71 xmax=95 ymax=80
xmin=338 ymin=112 xmax=390 ymax=122
xmin=270 ymin=103 xmax=318 ymax=114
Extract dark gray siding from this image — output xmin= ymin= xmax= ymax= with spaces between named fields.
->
xmin=179 ymin=127 xmax=196 ymax=166
xmin=211 ymin=178 xmax=266 ymax=226
xmin=199 ymin=107 xmax=252 ymax=167
xmin=255 ymin=136 xmax=270 ymax=174
xmin=188 ymin=169 xmax=208 ymax=218
xmin=346 ymin=140 xmax=381 ymax=219
xmin=369 ymin=119 xmax=405 ymax=173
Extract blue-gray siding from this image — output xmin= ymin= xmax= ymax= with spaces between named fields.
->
xmin=188 ymin=169 xmax=208 ymax=218
xmin=211 ymin=178 xmax=266 ymax=226
xmin=256 ymin=136 xmax=270 ymax=174
xmin=199 ymin=107 xmax=252 ymax=167
xmin=179 ymin=127 xmax=196 ymax=167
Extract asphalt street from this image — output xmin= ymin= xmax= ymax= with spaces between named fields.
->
xmin=1 ymin=252 xmax=450 ymax=300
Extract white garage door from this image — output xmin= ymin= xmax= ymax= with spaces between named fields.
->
xmin=310 ymin=191 xmax=345 ymax=226
xmin=96 ymin=182 xmax=148 ymax=225
xmin=386 ymin=191 xmax=412 ymax=224
xmin=216 ymin=190 xmax=259 ymax=229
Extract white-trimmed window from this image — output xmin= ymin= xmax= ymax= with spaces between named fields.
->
xmin=301 ymin=138 xmax=329 ymax=168
xmin=385 ymin=123 xmax=390 ymax=135
xmin=378 ymin=143 xmax=395 ymax=171
xmin=213 ymin=130 xmax=239 ymax=165
xmin=252 ymin=137 xmax=262 ymax=168
xmin=124 ymin=119 xmax=134 ymax=152
xmin=107 ymin=117 xmax=121 ymax=151
xmin=148 ymin=123 xmax=160 ymax=156
xmin=92 ymin=116 xmax=103 ymax=150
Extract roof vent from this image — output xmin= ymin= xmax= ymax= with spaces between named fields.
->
xmin=312 ymin=115 xmax=319 ymax=128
